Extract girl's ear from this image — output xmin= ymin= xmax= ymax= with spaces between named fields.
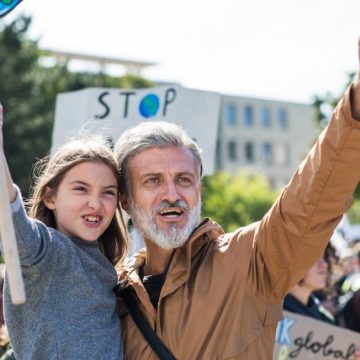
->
xmin=43 ymin=186 xmax=56 ymax=210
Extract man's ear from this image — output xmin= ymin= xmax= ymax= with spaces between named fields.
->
xmin=120 ymin=192 xmax=130 ymax=212
xmin=43 ymin=186 xmax=56 ymax=210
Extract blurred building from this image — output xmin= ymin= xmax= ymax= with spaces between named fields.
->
xmin=40 ymin=49 xmax=157 ymax=76
xmin=41 ymin=49 xmax=319 ymax=190
xmin=216 ymin=95 xmax=319 ymax=189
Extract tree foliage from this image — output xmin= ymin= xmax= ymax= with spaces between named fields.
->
xmin=0 ymin=15 xmax=153 ymax=197
xmin=312 ymin=73 xmax=355 ymax=128
xmin=346 ymin=199 xmax=360 ymax=224
xmin=311 ymin=72 xmax=360 ymax=200
xmin=201 ymin=171 xmax=278 ymax=232
xmin=0 ymin=16 xmax=43 ymax=195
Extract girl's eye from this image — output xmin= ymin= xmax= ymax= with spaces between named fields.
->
xmin=103 ymin=190 xmax=116 ymax=196
xmin=73 ymin=186 xmax=86 ymax=192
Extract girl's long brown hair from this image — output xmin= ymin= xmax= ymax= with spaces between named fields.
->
xmin=27 ymin=135 xmax=128 ymax=265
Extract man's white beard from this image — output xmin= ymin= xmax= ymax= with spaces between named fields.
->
xmin=129 ymin=199 xmax=201 ymax=250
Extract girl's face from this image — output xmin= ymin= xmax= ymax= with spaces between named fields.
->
xmin=44 ymin=161 xmax=118 ymax=241
xmin=302 ymin=257 xmax=328 ymax=292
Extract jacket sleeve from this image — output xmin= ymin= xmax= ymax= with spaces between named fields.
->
xmin=247 ymin=85 xmax=360 ymax=302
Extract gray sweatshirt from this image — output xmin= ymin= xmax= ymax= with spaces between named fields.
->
xmin=3 ymin=187 xmax=123 ymax=359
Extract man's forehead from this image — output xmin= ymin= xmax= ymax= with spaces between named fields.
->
xmin=128 ymin=146 xmax=198 ymax=173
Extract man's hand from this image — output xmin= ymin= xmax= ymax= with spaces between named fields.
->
xmin=351 ymin=38 xmax=360 ymax=120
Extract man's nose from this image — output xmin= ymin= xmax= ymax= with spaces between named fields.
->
xmin=162 ymin=181 xmax=180 ymax=203
xmin=318 ymin=257 xmax=328 ymax=270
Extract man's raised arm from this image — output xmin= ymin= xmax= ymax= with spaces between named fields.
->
xmin=350 ymin=39 xmax=360 ymax=120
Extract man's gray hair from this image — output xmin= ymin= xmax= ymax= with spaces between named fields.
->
xmin=114 ymin=121 xmax=203 ymax=193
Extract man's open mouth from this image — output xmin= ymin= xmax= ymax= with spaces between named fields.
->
xmin=158 ymin=208 xmax=184 ymax=218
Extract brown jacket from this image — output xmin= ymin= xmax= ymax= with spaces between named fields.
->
xmin=117 ymin=87 xmax=360 ymax=359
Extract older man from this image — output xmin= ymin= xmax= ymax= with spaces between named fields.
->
xmin=114 ymin=44 xmax=360 ymax=359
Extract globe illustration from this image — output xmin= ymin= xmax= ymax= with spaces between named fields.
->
xmin=139 ymin=94 xmax=160 ymax=118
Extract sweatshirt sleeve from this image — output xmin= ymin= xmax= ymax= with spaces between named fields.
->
xmin=9 ymin=185 xmax=54 ymax=270
xmin=246 ymin=85 xmax=360 ymax=302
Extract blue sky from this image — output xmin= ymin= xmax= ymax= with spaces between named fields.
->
xmin=5 ymin=0 xmax=360 ymax=103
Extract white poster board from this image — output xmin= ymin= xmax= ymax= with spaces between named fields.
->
xmin=53 ymin=85 xmax=221 ymax=175
xmin=274 ymin=311 xmax=360 ymax=359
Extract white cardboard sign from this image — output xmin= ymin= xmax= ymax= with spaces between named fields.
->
xmin=274 ymin=310 xmax=360 ymax=359
xmin=53 ymin=85 xmax=221 ymax=175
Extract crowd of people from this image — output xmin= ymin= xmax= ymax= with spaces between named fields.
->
xmin=324 ymin=238 xmax=360 ymax=331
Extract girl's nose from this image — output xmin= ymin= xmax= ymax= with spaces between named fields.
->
xmin=88 ymin=195 xmax=101 ymax=210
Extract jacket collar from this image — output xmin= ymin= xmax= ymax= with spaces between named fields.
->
xmin=161 ymin=218 xmax=224 ymax=298
xmin=117 ymin=218 xmax=224 ymax=315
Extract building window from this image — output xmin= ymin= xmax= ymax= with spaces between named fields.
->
xmin=215 ymin=139 xmax=222 ymax=170
xmin=225 ymin=103 xmax=237 ymax=126
xmin=243 ymin=105 xmax=254 ymax=127
xmin=274 ymin=143 xmax=289 ymax=167
xmin=260 ymin=107 xmax=271 ymax=128
xmin=228 ymin=141 xmax=237 ymax=161
xmin=244 ymin=142 xmax=255 ymax=163
xmin=278 ymin=108 xmax=288 ymax=129
xmin=261 ymin=142 xmax=273 ymax=164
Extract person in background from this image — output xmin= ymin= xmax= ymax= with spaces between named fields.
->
xmin=336 ymin=242 xmax=360 ymax=332
xmin=283 ymin=244 xmax=337 ymax=325
xmin=337 ymin=242 xmax=360 ymax=298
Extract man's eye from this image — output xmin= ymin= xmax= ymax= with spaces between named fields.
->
xmin=146 ymin=177 xmax=159 ymax=184
xmin=178 ymin=177 xmax=191 ymax=184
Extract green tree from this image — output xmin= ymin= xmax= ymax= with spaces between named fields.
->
xmin=346 ymin=199 xmax=360 ymax=224
xmin=0 ymin=15 xmax=153 ymax=196
xmin=0 ymin=16 xmax=44 ymax=195
xmin=201 ymin=171 xmax=278 ymax=232
xmin=312 ymin=72 xmax=355 ymax=128
xmin=312 ymin=71 xmax=360 ymax=219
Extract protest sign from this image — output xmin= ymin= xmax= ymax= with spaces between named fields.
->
xmin=274 ymin=310 xmax=360 ymax=359
xmin=53 ymin=85 xmax=221 ymax=175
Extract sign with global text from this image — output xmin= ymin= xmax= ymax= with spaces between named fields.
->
xmin=273 ymin=311 xmax=360 ymax=360
xmin=53 ymin=85 xmax=221 ymax=175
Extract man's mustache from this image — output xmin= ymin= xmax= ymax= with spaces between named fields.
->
xmin=155 ymin=200 xmax=189 ymax=212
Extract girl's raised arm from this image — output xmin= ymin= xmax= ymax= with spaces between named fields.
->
xmin=0 ymin=103 xmax=25 ymax=304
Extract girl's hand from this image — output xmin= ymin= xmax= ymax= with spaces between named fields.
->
xmin=0 ymin=103 xmax=3 ymax=148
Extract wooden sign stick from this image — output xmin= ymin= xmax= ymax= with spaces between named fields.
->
xmin=0 ymin=160 xmax=25 ymax=304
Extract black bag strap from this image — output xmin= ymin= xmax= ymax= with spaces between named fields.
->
xmin=114 ymin=284 xmax=176 ymax=360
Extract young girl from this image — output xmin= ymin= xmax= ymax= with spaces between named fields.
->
xmin=0 ymin=104 xmax=128 ymax=359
